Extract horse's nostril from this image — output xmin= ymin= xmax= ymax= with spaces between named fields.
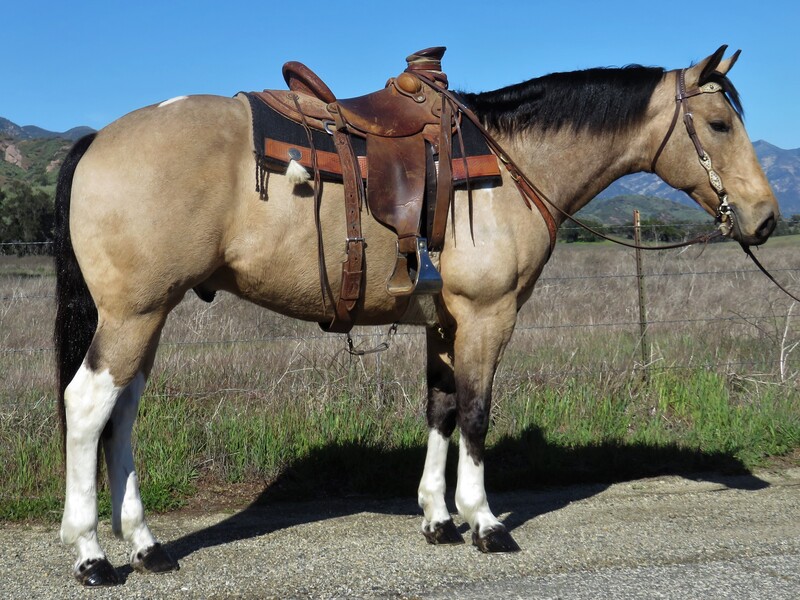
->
xmin=756 ymin=214 xmax=777 ymax=240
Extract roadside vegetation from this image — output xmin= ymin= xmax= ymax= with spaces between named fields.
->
xmin=1 ymin=240 xmax=798 ymax=521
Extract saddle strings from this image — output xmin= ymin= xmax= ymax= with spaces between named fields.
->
xmin=291 ymin=93 xmax=334 ymax=310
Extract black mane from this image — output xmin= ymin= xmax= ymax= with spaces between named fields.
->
xmin=460 ymin=65 xmax=744 ymax=135
xmin=461 ymin=66 xmax=666 ymax=135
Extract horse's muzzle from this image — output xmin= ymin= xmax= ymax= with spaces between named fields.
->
xmin=728 ymin=202 xmax=778 ymax=246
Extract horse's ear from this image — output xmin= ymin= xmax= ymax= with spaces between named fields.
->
xmin=686 ymin=45 xmax=728 ymax=85
xmin=715 ymin=49 xmax=741 ymax=77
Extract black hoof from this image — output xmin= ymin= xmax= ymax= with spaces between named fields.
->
xmin=472 ymin=526 xmax=521 ymax=553
xmin=132 ymin=543 xmax=179 ymax=574
xmin=423 ymin=519 xmax=465 ymax=545
xmin=76 ymin=557 xmax=120 ymax=586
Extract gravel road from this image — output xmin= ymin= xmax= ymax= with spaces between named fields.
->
xmin=1 ymin=469 xmax=798 ymax=599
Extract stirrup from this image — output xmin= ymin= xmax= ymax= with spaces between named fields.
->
xmin=413 ymin=237 xmax=443 ymax=295
xmin=386 ymin=237 xmax=442 ymax=296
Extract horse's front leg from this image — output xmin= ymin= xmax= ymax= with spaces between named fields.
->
xmin=453 ymin=307 xmax=520 ymax=552
xmin=418 ymin=327 xmax=464 ymax=544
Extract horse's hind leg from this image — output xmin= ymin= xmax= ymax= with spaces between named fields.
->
xmin=61 ymin=313 xmax=173 ymax=585
xmin=418 ymin=327 xmax=464 ymax=544
xmin=102 ymin=370 xmax=178 ymax=574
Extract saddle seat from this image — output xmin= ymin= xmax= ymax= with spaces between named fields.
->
xmin=259 ymin=56 xmax=445 ymax=140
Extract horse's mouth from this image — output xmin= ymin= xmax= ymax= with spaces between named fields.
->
xmin=721 ymin=202 xmax=777 ymax=246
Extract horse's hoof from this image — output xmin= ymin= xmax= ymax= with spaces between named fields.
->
xmin=423 ymin=519 xmax=465 ymax=545
xmin=75 ymin=557 xmax=120 ymax=586
xmin=132 ymin=543 xmax=179 ymax=574
xmin=472 ymin=526 xmax=521 ymax=553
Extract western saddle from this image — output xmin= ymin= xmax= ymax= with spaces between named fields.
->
xmin=250 ymin=47 xmax=503 ymax=332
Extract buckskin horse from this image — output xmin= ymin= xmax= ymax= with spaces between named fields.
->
xmin=54 ymin=46 xmax=777 ymax=585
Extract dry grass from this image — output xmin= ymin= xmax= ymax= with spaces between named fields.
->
xmin=1 ymin=237 xmax=798 ymax=519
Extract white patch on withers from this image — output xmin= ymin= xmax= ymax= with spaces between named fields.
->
xmin=158 ymin=96 xmax=188 ymax=108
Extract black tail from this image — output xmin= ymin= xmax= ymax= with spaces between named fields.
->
xmin=54 ymin=133 xmax=98 ymax=451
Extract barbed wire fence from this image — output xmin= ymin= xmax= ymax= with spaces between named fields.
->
xmin=2 ymin=233 xmax=799 ymax=387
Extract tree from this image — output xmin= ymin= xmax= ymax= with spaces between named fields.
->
xmin=0 ymin=181 xmax=55 ymax=247
xmin=558 ymin=218 xmax=606 ymax=243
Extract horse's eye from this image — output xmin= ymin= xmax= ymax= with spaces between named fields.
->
xmin=709 ymin=121 xmax=731 ymax=133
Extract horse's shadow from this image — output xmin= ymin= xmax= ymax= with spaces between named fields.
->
xmin=163 ymin=425 xmax=769 ymax=563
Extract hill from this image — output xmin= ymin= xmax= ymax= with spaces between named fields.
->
xmin=0 ymin=137 xmax=73 ymax=188
xmin=0 ymin=117 xmax=94 ymax=141
xmin=0 ymin=117 xmax=96 ymax=189
xmin=575 ymin=194 xmax=707 ymax=225
xmin=598 ymin=140 xmax=800 ymax=217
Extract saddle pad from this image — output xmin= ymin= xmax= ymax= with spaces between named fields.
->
xmin=243 ymin=92 xmax=501 ymax=188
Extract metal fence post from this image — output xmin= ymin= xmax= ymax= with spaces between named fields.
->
xmin=633 ymin=210 xmax=650 ymax=372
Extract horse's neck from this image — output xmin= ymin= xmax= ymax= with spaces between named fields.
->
xmin=505 ymin=125 xmax=650 ymax=222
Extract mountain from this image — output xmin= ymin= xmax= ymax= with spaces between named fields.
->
xmin=0 ymin=117 xmax=96 ymax=188
xmin=753 ymin=140 xmax=800 ymax=216
xmin=1 ymin=115 xmax=799 ymax=218
xmin=598 ymin=140 xmax=800 ymax=218
xmin=0 ymin=117 xmax=95 ymax=142
xmin=576 ymin=194 xmax=706 ymax=224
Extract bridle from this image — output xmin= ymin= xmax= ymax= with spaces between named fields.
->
xmin=650 ymin=68 xmax=800 ymax=303
xmin=650 ymin=68 xmax=735 ymax=238
xmin=419 ymin=68 xmax=800 ymax=302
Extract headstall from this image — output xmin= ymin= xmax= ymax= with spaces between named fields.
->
xmin=651 ymin=68 xmax=735 ymax=237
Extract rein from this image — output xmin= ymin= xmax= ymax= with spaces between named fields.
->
xmin=416 ymin=70 xmax=799 ymax=303
xmin=741 ymin=243 xmax=800 ymax=303
xmin=415 ymin=71 xmax=727 ymax=252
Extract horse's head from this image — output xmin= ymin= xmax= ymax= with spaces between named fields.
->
xmin=650 ymin=46 xmax=779 ymax=246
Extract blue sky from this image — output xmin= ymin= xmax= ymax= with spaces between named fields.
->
xmin=5 ymin=0 xmax=799 ymax=149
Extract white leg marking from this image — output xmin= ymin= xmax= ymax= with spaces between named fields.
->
xmin=418 ymin=429 xmax=452 ymax=531
xmin=103 ymin=373 xmax=158 ymax=560
xmin=158 ymin=96 xmax=188 ymax=107
xmin=60 ymin=363 xmax=121 ymax=569
xmin=455 ymin=437 xmax=502 ymax=536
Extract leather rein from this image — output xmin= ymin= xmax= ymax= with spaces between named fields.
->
xmin=417 ymin=70 xmax=800 ymax=302
xmin=417 ymin=70 xmax=729 ymax=252
xmin=653 ymin=69 xmax=800 ymax=303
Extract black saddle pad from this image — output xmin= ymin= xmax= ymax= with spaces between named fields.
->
xmin=243 ymin=91 xmax=500 ymax=184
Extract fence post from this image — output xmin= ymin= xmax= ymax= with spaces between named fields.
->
xmin=633 ymin=210 xmax=650 ymax=372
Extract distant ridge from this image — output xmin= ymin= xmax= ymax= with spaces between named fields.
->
xmin=1 ymin=115 xmax=798 ymax=217
xmin=575 ymin=194 xmax=707 ymax=224
xmin=0 ymin=117 xmax=95 ymax=142
xmin=598 ymin=140 xmax=800 ymax=217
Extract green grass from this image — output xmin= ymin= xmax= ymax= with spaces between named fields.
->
xmin=1 ymin=242 xmax=799 ymax=521
xmin=2 ymin=366 xmax=797 ymax=521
